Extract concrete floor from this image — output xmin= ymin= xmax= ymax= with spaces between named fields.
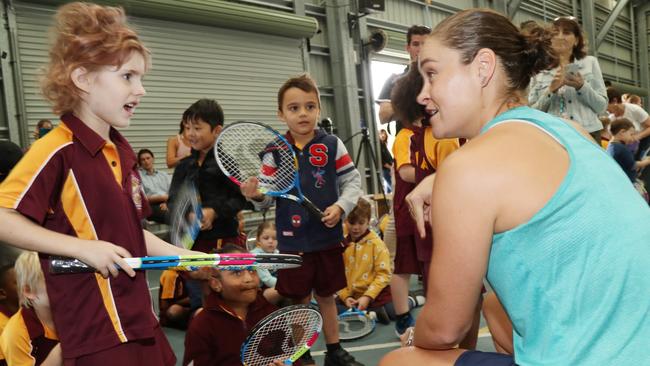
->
xmin=147 ymin=271 xmax=496 ymax=366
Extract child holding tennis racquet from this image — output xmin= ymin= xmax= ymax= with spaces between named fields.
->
xmin=0 ymin=3 xmax=196 ymax=364
xmin=182 ymin=244 xmax=278 ymax=366
xmin=337 ymin=198 xmax=393 ymax=325
xmin=241 ymin=74 xmax=364 ymax=366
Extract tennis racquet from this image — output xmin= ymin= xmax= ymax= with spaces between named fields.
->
xmin=338 ymin=307 xmax=376 ymax=341
xmin=169 ymin=182 xmax=203 ymax=250
xmin=49 ymin=253 xmax=302 ymax=274
xmin=240 ymin=304 xmax=322 ymax=366
xmin=215 ymin=121 xmax=324 ymax=219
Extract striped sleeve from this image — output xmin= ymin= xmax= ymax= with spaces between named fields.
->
xmin=392 ymin=129 xmax=414 ymax=170
xmin=334 ymin=138 xmax=362 ymax=215
xmin=0 ymin=130 xmax=71 ymax=224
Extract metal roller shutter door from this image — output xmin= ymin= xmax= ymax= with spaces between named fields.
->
xmin=14 ymin=1 xmax=304 ymax=172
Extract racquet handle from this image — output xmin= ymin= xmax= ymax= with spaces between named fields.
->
xmin=302 ymin=197 xmax=324 ymax=219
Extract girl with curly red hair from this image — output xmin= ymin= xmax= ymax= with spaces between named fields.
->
xmin=0 ymin=2 xmax=198 ymax=365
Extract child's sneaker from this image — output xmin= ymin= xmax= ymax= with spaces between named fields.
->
xmin=394 ymin=312 xmax=415 ymax=337
xmin=324 ymin=348 xmax=364 ymax=366
xmin=374 ymin=307 xmax=391 ymax=325
xmin=407 ymin=295 xmax=426 ymax=308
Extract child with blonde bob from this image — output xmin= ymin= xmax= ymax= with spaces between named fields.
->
xmin=0 ymin=2 xmax=197 ymax=364
xmin=0 ymin=251 xmax=61 ymax=366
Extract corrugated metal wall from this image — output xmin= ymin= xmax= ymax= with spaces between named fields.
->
xmin=13 ymin=1 xmax=303 ymax=172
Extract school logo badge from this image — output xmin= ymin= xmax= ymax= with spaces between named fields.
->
xmin=130 ymin=174 xmax=143 ymax=211
xmin=291 ymin=215 xmax=302 ymax=228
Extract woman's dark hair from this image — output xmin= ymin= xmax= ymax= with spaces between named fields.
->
xmin=553 ymin=16 xmax=587 ymax=61
xmin=391 ymin=62 xmax=426 ymax=126
xmin=178 ymin=109 xmax=191 ymax=134
xmin=431 ymin=9 xmax=558 ymax=94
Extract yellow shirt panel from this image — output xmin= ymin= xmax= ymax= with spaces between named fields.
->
xmin=338 ymin=231 xmax=392 ymax=301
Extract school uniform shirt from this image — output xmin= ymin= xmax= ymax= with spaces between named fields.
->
xmin=529 ymin=55 xmax=608 ymax=133
xmin=158 ymin=270 xmax=188 ymax=326
xmin=182 ymin=291 xmax=277 ymax=366
xmin=0 ymin=304 xmax=13 ymax=334
xmin=0 ymin=114 xmax=158 ymax=359
xmin=168 ymin=148 xmax=247 ymax=249
xmin=338 ymin=230 xmax=391 ymax=301
xmin=253 ymin=130 xmax=363 ymax=253
xmin=0 ymin=307 xmax=59 ymax=366
xmin=392 ymin=127 xmax=416 ymax=237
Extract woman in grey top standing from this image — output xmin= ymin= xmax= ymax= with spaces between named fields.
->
xmin=529 ymin=16 xmax=607 ymax=142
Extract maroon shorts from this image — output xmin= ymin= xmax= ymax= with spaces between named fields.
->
xmin=394 ymin=235 xmax=422 ymax=275
xmin=276 ymin=246 xmax=346 ymax=299
xmin=64 ymin=325 xmax=175 ymax=366
xmin=369 ymin=285 xmax=393 ymax=308
xmin=414 ymin=226 xmax=433 ymax=263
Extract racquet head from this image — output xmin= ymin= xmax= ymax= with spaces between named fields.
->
xmin=215 ymin=121 xmax=297 ymax=195
xmin=169 ymin=182 xmax=202 ymax=249
xmin=338 ymin=307 xmax=376 ymax=341
xmin=241 ymin=304 xmax=322 ymax=366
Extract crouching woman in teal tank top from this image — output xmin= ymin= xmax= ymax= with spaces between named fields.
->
xmin=379 ymin=8 xmax=650 ymax=366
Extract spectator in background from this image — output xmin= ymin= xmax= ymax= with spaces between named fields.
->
xmin=607 ymin=87 xmax=650 ymax=159
xmin=33 ymin=119 xmax=53 ymax=140
xmin=606 ymin=118 xmax=650 ymax=182
xmin=624 ymin=94 xmax=644 ymax=108
xmin=377 ymin=25 xmax=432 ymax=129
xmin=379 ymin=129 xmax=393 ymax=193
xmin=138 ymin=149 xmax=172 ymax=224
xmin=599 ymin=116 xmax=612 ymax=149
xmin=166 ymin=113 xmax=192 ymax=169
xmin=529 ymin=16 xmax=607 ymax=142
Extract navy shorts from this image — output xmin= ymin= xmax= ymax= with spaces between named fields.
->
xmin=455 ymin=351 xmax=517 ymax=366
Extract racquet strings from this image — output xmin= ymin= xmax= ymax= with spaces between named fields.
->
xmin=169 ymin=182 xmax=201 ymax=249
xmin=217 ymin=123 xmax=296 ymax=193
xmin=338 ymin=310 xmax=375 ymax=340
xmin=242 ymin=307 xmax=321 ymax=366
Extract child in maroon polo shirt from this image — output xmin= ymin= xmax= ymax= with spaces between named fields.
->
xmin=183 ymin=245 xmax=279 ymax=366
xmin=0 ymin=251 xmax=60 ymax=366
xmin=0 ymin=3 xmax=198 ymax=365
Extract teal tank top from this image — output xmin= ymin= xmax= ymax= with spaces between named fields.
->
xmin=482 ymin=107 xmax=650 ymax=365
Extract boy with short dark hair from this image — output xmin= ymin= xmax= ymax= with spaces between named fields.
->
xmin=607 ymin=118 xmax=650 ymax=182
xmin=241 ymin=74 xmax=364 ymax=366
xmin=168 ymin=99 xmax=248 ymax=313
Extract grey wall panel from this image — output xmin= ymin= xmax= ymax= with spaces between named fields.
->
xmin=14 ymin=1 xmax=303 ymax=173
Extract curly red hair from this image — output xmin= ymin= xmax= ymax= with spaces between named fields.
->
xmin=41 ymin=2 xmax=150 ymax=116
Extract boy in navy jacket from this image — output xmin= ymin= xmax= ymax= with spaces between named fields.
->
xmin=241 ymin=74 xmax=363 ymax=366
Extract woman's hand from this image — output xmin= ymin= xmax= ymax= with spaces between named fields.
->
xmin=564 ymin=72 xmax=584 ymax=90
xmin=549 ymin=67 xmax=565 ymax=93
xmin=406 ymin=174 xmax=436 ymax=238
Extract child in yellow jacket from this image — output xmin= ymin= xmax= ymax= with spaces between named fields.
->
xmin=337 ymin=198 xmax=394 ymax=324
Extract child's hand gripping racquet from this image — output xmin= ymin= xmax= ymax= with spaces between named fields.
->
xmin=240 ymin=304 xmax=322 ymax=366
xmin=49 ymin=253 xmax=302 ymax=274
xmin=169 ymin=182 xmax=203 ymax=250
xmin=215 ymin=121 xmax=324 ymax=219
xmin=338 ymin=307 xmax=376 ymax=341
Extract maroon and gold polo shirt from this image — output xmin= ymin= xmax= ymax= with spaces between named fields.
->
xmin=0 ymin=307 xmax=59 ymax=366
xmin=0 ymin=114 xmax=156 ymax=358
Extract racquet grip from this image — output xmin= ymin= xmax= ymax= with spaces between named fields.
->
xmin=301 ymin=197 xmax=324 ymax=219
xmin=50 ymin=258 xmax=95 ymax=274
